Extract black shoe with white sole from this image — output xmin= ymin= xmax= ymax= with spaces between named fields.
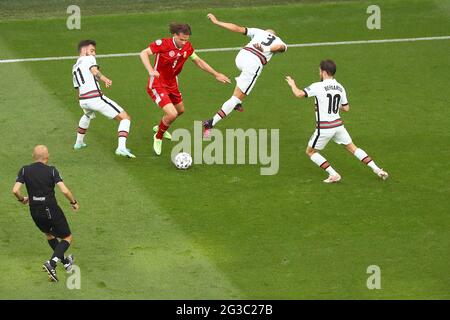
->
xmin=43 ymin=261 xmax=58 ymax=282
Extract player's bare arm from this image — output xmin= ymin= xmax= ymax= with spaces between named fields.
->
xmin=57 ymin=182 xmax=79 ymax=211
xmin=253 ymin=43 xmax=287 ymax=53
xmin=191 ymin=53 xmax=231 ymax=84
xmin=341 ymin=104 xmax=350 ymax=112
xmin=285 ymin=76 xmax=306 ymax=98
xmin=207 ymin=13 xmax=246 ymax=34
xmin=12 ymin=182 xmax=28 ymax=204
xmin=90 ymin=66 xmax=112 ymax=87
xmin=139 ymin=47 xmax=160 ymax=77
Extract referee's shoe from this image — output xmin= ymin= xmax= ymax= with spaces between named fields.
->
xmin=63 ymin=254 xmax=75 ymax=273
xmin=43 ymin=261 xmax=58 ymax=282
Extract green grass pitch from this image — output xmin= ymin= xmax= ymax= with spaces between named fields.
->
xmin=0 ymin=0 xmax=449 ymax=299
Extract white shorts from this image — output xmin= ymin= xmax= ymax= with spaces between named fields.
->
xmin=308 ymin=125 xmax=352 ymax=150
xmin=79 ymin=95 xmax=124 ymax=120
xmin=235 ymin=50 xmax=263 ymax=95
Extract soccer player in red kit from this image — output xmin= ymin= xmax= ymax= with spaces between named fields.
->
xmin=140 ymin=23 xmax=231 ymax=155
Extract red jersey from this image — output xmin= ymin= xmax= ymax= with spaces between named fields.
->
xmin=148 ymin=38 xmax=194 ymax=89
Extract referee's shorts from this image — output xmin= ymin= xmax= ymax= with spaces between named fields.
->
xmin=30 ymin=205 xmax=71 ymax=238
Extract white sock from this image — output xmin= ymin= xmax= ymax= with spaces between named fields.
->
xmin=118 ymin=119 xmax=131 ymax=149
xmin=354 ymin=148 xmax=380 ymax=172
xmin=76 ymin=115 xmax=91 ymax=144
xmin=76 ymin=133 xmax=85 ymax=144
xmin=310 ymin=153 xmax=338 ymax=176
xmin=212 ymin=96 xmax=242 ymax=126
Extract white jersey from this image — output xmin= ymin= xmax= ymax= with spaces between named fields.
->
xmin=72 ymin=55 xmax=101 ymax=98
xmin=242 ymin=27 xmax=287 ymax=65
xmin=303 ymin=78 xmax=349 ymax=128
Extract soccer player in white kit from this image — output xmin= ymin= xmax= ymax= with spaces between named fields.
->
xmin=202 ymin=13 xmax=287 ymax=137
xmin=286 ymin=60 xmax=388 ymax=183
xmin=72 ymin=40 xmax=135 ymax=158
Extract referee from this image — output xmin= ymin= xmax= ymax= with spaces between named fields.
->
xmin=12 ymin=145 xmax=79 ymax=282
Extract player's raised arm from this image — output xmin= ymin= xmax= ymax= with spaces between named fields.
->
xmin=139 ymin=47 xmax=160 ymax=77
xmin=190 ymin=53 xmax=231 ymax=84
xmin=285 ymin=76 xmax=306 ymax=98
xmin=207 ymin=13 xmax=246 ymax=34
xmin=90 ymin=66 xmax=112 ymax=87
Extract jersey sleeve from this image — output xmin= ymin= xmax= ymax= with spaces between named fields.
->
xmin=341 ymin=88 xmax=349 ymax=105
xmin=52 ymin=167 xmax=63 ymax=183
xmin=85 ymin=55 xmax=99 ymax=70
xmin=149 ymin=39 xmax=165 ymax=54
xmin=16 ymin=167 xmax=25 ymax=183
xmin=245 ymin=27 xmax=263 ymax=39
xmin=303 ymin=82 xmax=321 ymax=98
xmin=275 ymin=38 xmax=288 ymax=52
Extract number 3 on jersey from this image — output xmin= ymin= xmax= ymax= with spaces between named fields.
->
xmin=172 ymin=58 xmax=179 ymax=69
xmin=327 ymin=93 xmax=341 ymax=114
xmin=261 ymin=34 xmax=276 ymax=46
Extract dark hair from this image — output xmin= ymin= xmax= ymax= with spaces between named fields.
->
xmin=169 ymin=23 xmax=192 ymax=35
xmin=78 ymin=39 xmax=96 ymax=52
xmin=320 ymin=59 xmax=337 ymax=76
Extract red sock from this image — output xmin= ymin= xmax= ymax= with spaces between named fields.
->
xmin=156 ymin=120 xmax=169 ymax=139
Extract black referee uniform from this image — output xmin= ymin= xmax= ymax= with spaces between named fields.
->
xmin=16 ymin=162 xmax=71 ymax=239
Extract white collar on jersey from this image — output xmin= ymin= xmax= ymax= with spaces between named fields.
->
xmin=172 ymin=37 xmax=183 ymax=50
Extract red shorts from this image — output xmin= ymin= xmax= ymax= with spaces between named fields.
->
xmin=147 ymin=79 xmax=183 ymax=108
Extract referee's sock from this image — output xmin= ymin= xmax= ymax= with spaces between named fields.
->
xmin=48 ymin=238 xmax=59 ymax=250
xmin=50 ymin=240 xmax=71 ymax=268
xmin=48 ymin=238 xmax=70 ymax=264
xmin=212 ymin=96 xmax=242 ymax=126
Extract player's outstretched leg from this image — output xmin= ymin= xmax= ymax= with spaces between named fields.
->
xmin=345 ymin=143 xmax=388 ymax=180
xmin=203 ymin=95 xmax=242 ymax=138
xmin=307 ymin=147 xmax=341 ymax=183
xmin=114 ymin=112 xmax=135 ymax=158
xmin=74 ymin=114 xmax=91 ymax=150
xmin=154 ymin=104 xmax=178 ymax=155
xmin=203 ymin=87 xmax=246 ymax=138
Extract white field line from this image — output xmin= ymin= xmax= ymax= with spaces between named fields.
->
xmin=0 ymin=36 xmax=449 ymax=64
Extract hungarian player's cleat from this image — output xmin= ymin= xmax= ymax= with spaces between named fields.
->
xmin=153 ymin=134 xmax=163 ymax=155
xmin=115 ymin=148 xmax=136 ymax=158
xmin=63 ymin=254 xmax=74 ymax=273
xmin=43 ymin=261 xmax=58 ymax=282
xmin=153 ymin=125 xmax=172 ymax=140
xmin=323 ymin=174 xmax=341 ymax=184
xmin=73 ymin=142 xmax=87 ymax=150
xmin=234 ymin=103 xmax=244 ymax=112
xmin=375 ymin=168 xmax=389 ymax=180
xmin=202 ymin=119 xmax=213 ymax=139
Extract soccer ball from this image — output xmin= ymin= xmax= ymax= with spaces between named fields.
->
xmin=173 ymin=152 xmax=192 ymax=170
